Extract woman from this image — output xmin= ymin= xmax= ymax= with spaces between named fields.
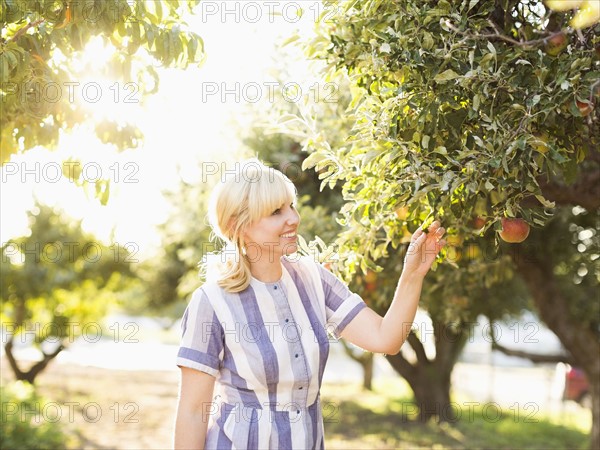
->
xmin=173 ymin=158 xmax=446 ymax=449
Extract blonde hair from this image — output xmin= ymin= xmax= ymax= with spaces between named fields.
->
xmin=202 ymin=158 xmax=297 ymax=293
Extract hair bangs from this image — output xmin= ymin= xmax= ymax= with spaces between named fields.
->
xmin=247 ymin=169 xmax=296 ymax=224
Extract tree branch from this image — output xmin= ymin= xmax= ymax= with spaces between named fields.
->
xmin=385 ymin=350 xmax=418 ymax=386
xmin=4 ymin=338 xmax=25 ymax=380
xmin=443 ymin=19 xmax=570 ymax=49
xmin=492 ymin=341 xmax=574 ymax=364
xmin=510 ymin=245 xmax=600 ymax=376
xmin=9 ymin=19 xmax=46 ymax=42
xmin=340 ymin=339 xmax=373 ymax=364
xmin=434 ymin=323 xmax=469 ymax=373
xmin=407 ymin=330 xmax=430 ymax=365
xmin=26 ymin=343 xmax=65 ymax=383
xmin=538 ymin=167 xmax=600 ymax=210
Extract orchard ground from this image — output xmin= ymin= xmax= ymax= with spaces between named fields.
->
xmin=0 ymin=313 xmax=591 ymax=449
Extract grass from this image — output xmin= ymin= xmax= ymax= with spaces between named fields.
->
xmin=321 ymin=378 xmax=591 ymax=450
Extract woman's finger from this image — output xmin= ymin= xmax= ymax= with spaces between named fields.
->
xmin=411 ymin=226 xmax=425 ymax=242
xmin=434 ymin=227 xmax=446 ymax=239
xmin=428 ymin=220 xmax=441 ymax=232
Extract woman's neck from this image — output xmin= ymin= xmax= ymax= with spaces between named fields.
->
xmin=249 ymin=257 xmax=283 ymax=283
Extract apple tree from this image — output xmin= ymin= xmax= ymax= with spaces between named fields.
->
xmin=1 ymin=202 xmax=133 ymax=384
xmin=266 ymin=80 xmax=531 ymax=405
xmin=292 ymin=0 xmax=598 ymax=445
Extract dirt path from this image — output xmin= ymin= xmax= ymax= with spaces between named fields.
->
xmin=2 ymin=360 xmax=181 ymax=449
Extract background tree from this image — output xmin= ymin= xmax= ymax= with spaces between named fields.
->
xmin=292 ymin=0 xmax=599 ymax=447
xmin=1 ymin=201 xmax=133 ymax=384
xmin=1 ymin=0 xmax=205 ymax=202
xmin=135 ymin=165 xmax=219 ymax=323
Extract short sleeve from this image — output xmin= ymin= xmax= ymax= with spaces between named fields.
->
xmin=316 ymin=263 xmax=367 ymax=339
xmin=176 ymin=287 xmax=224 ymax=377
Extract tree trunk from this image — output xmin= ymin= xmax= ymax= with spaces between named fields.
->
xmin=385 ymin=326 xmax=467 ymax=422
xmin=412 ymin=366 xmax=454 ymax=421
xmin=340 ymin=340 xmax=374 ymax=390
xmin=4 ymin=337 xmax=64 ymax=385
xmin=363 ymin=352 xmax=373 ymax=390
xmin=385 ymin=351 xmax=455 ymax=421
xmin=510 ymin=245 xmax=600 ymax=450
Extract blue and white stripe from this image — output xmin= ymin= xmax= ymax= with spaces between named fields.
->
xmin=177 ymin=255 xmax=366 ymax=449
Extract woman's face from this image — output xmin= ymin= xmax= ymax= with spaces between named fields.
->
xmin=242 ymin=200 xmax=300 ymax=263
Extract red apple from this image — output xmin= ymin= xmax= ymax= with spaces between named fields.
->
xmin=365 ymin=270 xmax=377 ymax=283
xmin=576 ymin=100 xmax=593 ymax=117
xmin=361 ymin=270 xmax=377 ymax=292
xmin=471 ymin=217 xmax=487 ymax=229
xmin=545 ymin=33 xmax=567 ymax=56
xmin=499 ymin=218 xmax=530 ymax=243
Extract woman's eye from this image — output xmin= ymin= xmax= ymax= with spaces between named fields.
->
xmin=272 ymin=208 xmax=281 ymax=215
xmin=290 ymin=203 xmax=295 ymax=209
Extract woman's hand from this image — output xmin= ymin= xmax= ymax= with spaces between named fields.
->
xmin=341 ymin=219 xmax=447 ymax=354
xmin=402 ymin=220 xmax=446 ymax=279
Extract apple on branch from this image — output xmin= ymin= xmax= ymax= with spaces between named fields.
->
xmin=470 ymin=217 xmax=487 ymax=230
xmin=545 ymin=32 xmax=568 ymax=56
xmin=498 ymin=218 xmax=531 ymax=243
xmin=576 ymin=99 xmax=594 ymax=117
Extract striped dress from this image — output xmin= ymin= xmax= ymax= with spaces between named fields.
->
xmin=176 ymin=254 xmax=367 ymax=449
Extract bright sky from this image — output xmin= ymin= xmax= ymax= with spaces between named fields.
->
xmin=1 ymin=1 xmax=324 ymax=260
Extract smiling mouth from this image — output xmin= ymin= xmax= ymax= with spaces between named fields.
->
xmin=281 ymin=232 xmax=297 ymax=238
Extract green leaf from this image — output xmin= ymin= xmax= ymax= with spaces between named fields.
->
xmin=534 ymin=195 xmax=555 ymax=208
xmin=467 ymin=0 xmax=481 ymax=12
xmin=421 ymin=134 xmax=430 ymax=149
xmin=422 ymin=32 xmax=434 ymax=50
xmin=434 ymin=69 xmax=460 ymax=83
xmin=473 ymin=94 xmax=480 ymax=111
xmin=0 ymin=55 xmax=8 ymax=83
xmin=302 ymin=151 xmax=327 ymax=170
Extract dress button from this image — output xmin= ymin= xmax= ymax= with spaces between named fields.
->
xmin=295 ymin=354 xmax=299 ymax=358
xmin=299 ymin=386 xmax=303 ymax=390
xmin=274 ymin=286 xmax=278 ymax=290
xmin=285 ymin=319 xmax=289 ymax=323
xmin=297 ymin=410 xmax=300 ymax=414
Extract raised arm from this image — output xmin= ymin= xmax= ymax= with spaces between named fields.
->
xmin=340 ymin=221 xmax=446 ymax=354
xmin=174 ymin=367 xmax=216 ymax=450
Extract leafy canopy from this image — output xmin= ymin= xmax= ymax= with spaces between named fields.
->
xmin=299 ymin=0 xmax=598 ymax=274
xmin=1 ymin=0 xmax=205 ymax=163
